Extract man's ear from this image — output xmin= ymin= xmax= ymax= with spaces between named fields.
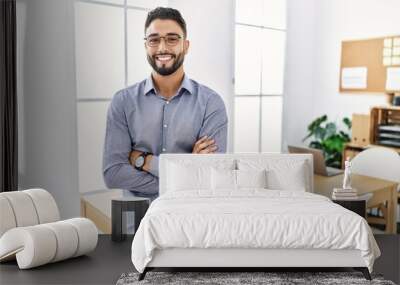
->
xmin=184 ymin=40 xmax=190 ymax=55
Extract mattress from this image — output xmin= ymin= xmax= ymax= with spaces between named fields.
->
xmin=131 ymin=189 xmax=380 ymax=273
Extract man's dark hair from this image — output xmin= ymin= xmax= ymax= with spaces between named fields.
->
xmin=145 ymin=7 xmax=187 ymax=38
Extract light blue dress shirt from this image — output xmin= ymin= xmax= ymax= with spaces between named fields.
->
xmin=103 ymin=74 xmax=228 ymax=198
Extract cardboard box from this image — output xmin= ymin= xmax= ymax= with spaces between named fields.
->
xmin=351 ymin=114 xmax=371 ymax=146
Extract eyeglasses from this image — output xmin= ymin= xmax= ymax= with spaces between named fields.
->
xmin=144 ymin=34 xmax=182 ymax=47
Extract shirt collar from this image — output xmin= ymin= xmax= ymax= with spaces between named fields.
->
xmin=144 ymin=74 xmax=194 ymax=96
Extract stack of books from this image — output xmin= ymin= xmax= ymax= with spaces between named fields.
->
xmin=332 ymin=188 xmax=358 ymax=200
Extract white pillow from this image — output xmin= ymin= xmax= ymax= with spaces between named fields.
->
xmin=237 ymin=169 xmax=267 ymax=189
xmin=168 ymin=162 xmax=211 ymax=191
xmin=238 ymin=159 xmax=309 ymax=191
xmin=266 ymin=161 xmax=307 ymax=191
xmin=211 ymin=169 xmax=267 ymax=190
xmin=211 ymin=168 xmax=236 ymax=190
xmin=166 ymin=158 xmax=236 ymax=192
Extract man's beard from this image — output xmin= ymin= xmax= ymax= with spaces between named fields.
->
xmin=147 ymin=52 xmax=185 ymax=76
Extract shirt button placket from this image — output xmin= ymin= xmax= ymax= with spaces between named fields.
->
xmin=162 ymin=101 xmax=168 ymax=152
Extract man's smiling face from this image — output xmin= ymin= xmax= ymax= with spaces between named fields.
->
xmin=144 ymin=19 xmax=189 ymax=76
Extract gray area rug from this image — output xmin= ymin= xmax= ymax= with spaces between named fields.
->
xmin=116 ymin=271 xmax=396 ymax=285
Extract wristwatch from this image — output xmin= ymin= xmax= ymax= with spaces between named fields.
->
xmin=134 ymin=152 xmax=151 ymax=171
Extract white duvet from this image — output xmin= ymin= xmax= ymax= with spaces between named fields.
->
xmin=131 ymin=189 xmax=380 ymax=273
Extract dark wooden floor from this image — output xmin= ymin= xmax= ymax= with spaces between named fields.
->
xmin=0 ymin=234 xmax=398 ymax=285
xmin=0 ymin=235 xmax=135 ymax=285
xmin=374 ymin=234 xmax=400 ymax=284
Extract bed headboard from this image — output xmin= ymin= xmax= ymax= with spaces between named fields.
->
xmin=159 ymin=153 xmax=314 ymax=195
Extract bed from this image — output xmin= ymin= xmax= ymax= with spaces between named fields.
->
xmin=131 ymin=153 xmax=380 ymax=280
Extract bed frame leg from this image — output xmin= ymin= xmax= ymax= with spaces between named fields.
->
xmin=354 ymin=267 xmax=371 ymax=280
xmin=138 ymin=268 xmax=148 ymax=281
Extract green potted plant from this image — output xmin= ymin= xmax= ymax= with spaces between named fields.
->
xmin=302 ymin=115 xmax=351 ymax=169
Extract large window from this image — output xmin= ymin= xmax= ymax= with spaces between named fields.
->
xmin=234 ymin=0 xmax=286 ymax=153
xmin=74 ymin=0 xmax=166 ymax=195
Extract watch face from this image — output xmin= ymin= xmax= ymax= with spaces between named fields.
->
xmin=135 ymin=156 xmax=145 ymax=168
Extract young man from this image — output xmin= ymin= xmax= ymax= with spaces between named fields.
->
xmin=103 ymin=7 xmax=228 ymax=199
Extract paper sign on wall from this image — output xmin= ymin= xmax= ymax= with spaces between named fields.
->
xmin=393 ymin=47 xmax=400 ymax=56
xmin=386 ymin=67 xmax=400 ymax=91
xmin=383 ymin=57 xmax=392 ymax=66
xmin=341 ymin=67 xmax=368 ymax=89
xmin=383 ymin=48 xmax=392 ymax=57
xmin=392 ymin=57 xmax=400 ymax=65
xmin=384 ymin=38 xmax=393 ymax=48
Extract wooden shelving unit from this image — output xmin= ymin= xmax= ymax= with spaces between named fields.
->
xmin=342 ymin=106 xmax=400 ymax=168
xmin=370 ymin=106 xmax=400 ymax=147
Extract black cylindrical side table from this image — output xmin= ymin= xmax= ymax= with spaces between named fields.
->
xmin=111 ymin=197 xmax=150 ymax=242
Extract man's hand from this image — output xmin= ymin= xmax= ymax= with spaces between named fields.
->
xmin=192 ymin=136 xmax=218 ymax=154
xmin=129 ymin=150 xmax=153 ymax=172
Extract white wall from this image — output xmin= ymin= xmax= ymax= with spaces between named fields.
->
xmin=284 ymin=0 xmax=400 ymax=147
xmin=168 ymin=0 xmax=235 ymax=152
xmin=282 ymin=0 xmax=317 ymax=148
xmin=312 ymin=0 xmax=400 ymax=121
xmin=16 ymin=0 xmax=80 ymax=219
